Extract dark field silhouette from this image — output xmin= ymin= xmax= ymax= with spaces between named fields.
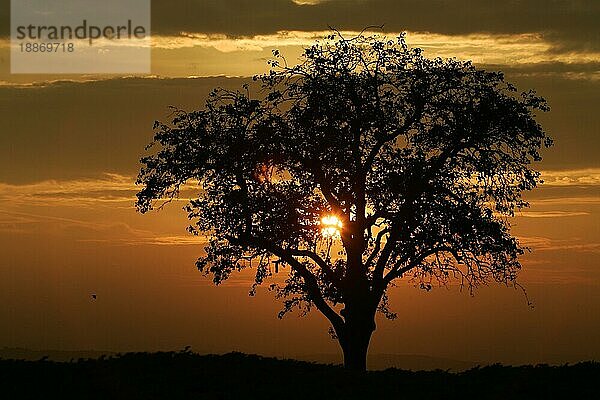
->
xmin=1 ymin=350 xmax=597 ymax=399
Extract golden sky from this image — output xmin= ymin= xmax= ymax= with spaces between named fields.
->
xmin=0 ymin=0 xmax=599 ymax=364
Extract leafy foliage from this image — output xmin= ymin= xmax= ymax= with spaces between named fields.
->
xmin=136 ymin=31 xmax=551 ymax=363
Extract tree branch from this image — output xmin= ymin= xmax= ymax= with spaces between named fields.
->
xmin=371 ymin=225 xmax=400 ymax=287
xmin=383 ymin=245 xmax=462 ymax=285
xmin=363 ymin=98 xmax=425 ymax=172
xmin=226 ymin=234 xmax=345 ymax=330
xmin=312 ymin=166 xmax=345 ymax=216
xmin=364 ymin=228 xmax=390 ymax=271
xmin=287 ymin=248 xmax=341 ymax=286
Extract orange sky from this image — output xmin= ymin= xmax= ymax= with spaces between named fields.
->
xmin=0 ymin=1 xmax=599 ymax=365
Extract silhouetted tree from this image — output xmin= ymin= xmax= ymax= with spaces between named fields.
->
xmin=136 ymin=31 xmax=552 ymax=371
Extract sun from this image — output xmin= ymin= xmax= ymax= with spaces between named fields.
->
xmin=320 ymin=214 xmax=343 ymax=237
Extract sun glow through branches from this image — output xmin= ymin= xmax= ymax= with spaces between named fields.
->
xmin=320 ymin=215 xmax=343 ymax=237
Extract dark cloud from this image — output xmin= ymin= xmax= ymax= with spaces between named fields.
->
xmin=0 ymin=74 xmax=599 ymax=185
xmin=0 ymin=1 xmax=598 ymax=50
xmin=0 ymin=77 xmax=246 ymax=184
xmin=480 ymin=61 xmax=600 ymax=76
xmin=151 ymin=0 xmax=599 ymax=51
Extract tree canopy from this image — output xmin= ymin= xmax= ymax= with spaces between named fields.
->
xmin=136 ymin=31 xmax=551 ymax=370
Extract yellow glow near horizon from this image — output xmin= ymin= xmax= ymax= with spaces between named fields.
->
xmin=321 ymin=215 xmax=343 ymax=237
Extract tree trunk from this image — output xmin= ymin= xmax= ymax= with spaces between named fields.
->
xmin=339 ymin=329 xmax=373 ymax=371
xmin=337 ymin=307 xmax=376 ymax=371
xmin=337 ymin=244 xmax=377 ymax=371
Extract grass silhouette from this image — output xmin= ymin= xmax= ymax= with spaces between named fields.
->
xmin=1 ymin=350 xmax=597 ymax=399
